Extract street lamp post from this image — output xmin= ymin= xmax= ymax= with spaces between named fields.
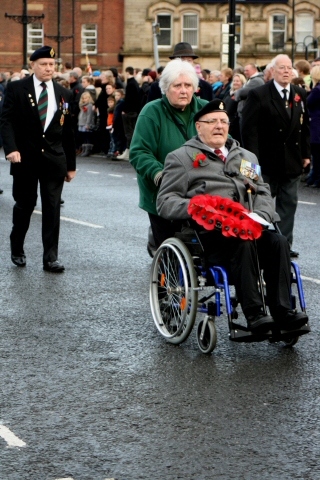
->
xmin=45 ymin=0 xmax=73 ymax=71
xmin=5 ymin=0 xmax=45 ymax=69
xmin=291 ymin=0 xmax=295 ymax=64
xmin=152 ymin=23 xmax=160 ymax=70
xmin=228 ymin=0 xmax=236 ymax=69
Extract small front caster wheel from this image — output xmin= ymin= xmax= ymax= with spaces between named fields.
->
xmin=197 ymin=318 xmax=217 ymax=354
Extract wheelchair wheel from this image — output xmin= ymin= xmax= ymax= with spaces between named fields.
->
xmin=197 ymin=318 xmax=217 ymax=354
xmin=150 ymin=237 xmax=198 ymax=345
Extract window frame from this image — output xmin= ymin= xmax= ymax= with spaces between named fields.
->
xmin=27 ymin=23 xmax=44 ymax=54
xmin=81 ymin=24 xmax=97 ymax=55
xmin=295 ymin=13 xmax=314 ymax=53
xmin=270 ymin=13 xmax=287 ymax=52
xmin=156 ymin=13 xmax=172 ymax=48
xmin=182 ymin=13 xmax=199 ymax=48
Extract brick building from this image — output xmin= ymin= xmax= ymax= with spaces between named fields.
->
xmin=1 ymin=0 xmax=319 ymax=73
xmin=122 ymin=0 xmax=320 ymax=71
xmin=0 ymin=0 xmax=124 ymax=71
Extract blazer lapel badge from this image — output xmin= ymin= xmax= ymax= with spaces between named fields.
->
xmin=28 ymin=93 xmax=36 ymax=107
xmin=59 ymin=96 xmax=69 ymax=126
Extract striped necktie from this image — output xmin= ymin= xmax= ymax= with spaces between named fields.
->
xmin=214 ymin=149 xmax=226 ymax=162
xmin=38 ymin=82 xmax=48 ymax=129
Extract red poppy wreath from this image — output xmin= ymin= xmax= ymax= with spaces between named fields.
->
xmin=187 ymin=194 xmax=263 ymax=240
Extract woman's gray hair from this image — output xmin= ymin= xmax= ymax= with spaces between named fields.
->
xmin=159 ymin=59 xmax=199 ymax=94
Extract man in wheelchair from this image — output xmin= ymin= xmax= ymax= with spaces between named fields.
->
xmin=156 ymin=99 xmax=308 ymax=334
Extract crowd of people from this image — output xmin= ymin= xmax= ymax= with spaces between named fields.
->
xmin=0 ymin=43 xmax=319 ymax=277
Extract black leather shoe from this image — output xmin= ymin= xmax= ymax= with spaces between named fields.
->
xmin=11 ymin=254 xmax=26 ymax=267
xmin=278 ymin=310 xmax=308 ymax=330
xmin=290 ymin=250 xmax=299 ymax=258
xmin=0 ymin=189 xmax=3 ymax=194
xmin=247 ymin=312 xmax=274 ymax=333
xmin=43 ymin=261 xmax=65 ymax=273
xmin=60 ymin=198 xmax=65 ymax=205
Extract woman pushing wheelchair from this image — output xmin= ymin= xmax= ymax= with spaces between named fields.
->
xmin=156 ymin=99 xmax=308 ymax=334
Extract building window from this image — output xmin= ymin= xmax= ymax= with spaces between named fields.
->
xmin=157 ymin=14 xmax=172 ymax=47
xmin=296 ymin=13 xmax=314 ymax=53
xmin=81 ymin=24 xmax=97 ymax=54
xmin=226 ymin=14 xmax=242 ymax=48
xmin=27 ymin=23 xmax=43 ymax=54
xmin=270 ymin=14 xmax=286 ymax=51
xmin=182 ymin=14 xmax=198 ymax=47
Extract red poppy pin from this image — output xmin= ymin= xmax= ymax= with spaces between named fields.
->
xmin=294 ymin=94 xmax=301 ymax=103
xmin=193 ymin=152 xmax=206 ymax=168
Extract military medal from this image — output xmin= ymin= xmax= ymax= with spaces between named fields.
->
xmin=60 ymin=114 xmax=64 ymax=126
xmin=300 ymin=114 xmax=303 ymax=125
xmin=63 ymin=102 xmax=69 ymax=114
xmin=29 ymin=93 xmax=35 ymax=107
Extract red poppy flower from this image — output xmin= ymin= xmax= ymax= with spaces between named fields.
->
xmin=221 ymin=217 xmax=238 ymax=237
xmin=188 ymin=194 xmax=263 ymax=241
xmin=294 ymin=94 xmax=301 ymax=103
xmin=192 ymin=153 xmax=207 ymax=168
xmin=238 ymin=220 xmax=262 ymax=240
xmin=192 ymin=208 xmax=209 ymax=227
xmin=204 ymin=212 xmax=225 ymax=231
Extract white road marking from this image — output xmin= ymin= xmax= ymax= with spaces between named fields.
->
xmin=108 ymin=174 xmax=122 ymax=177
xmin=87 ymin=170 xmax=100 ymax=174
xmin=301 ymin=275 xmax=320 ymax=285
xmin=33 ymin=210 xmax=104 ymax=229
xmin=0 ymin=425 xmax=26 ymax=447
xmin=55 ymin=478 xmax=74 ymax=480
xmin=298 ymin=201 xmax=317 ymax=205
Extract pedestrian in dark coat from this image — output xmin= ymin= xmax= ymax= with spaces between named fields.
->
xmin=0 ymin=45 xmax=76 ymax=272
xmin=241 ymin=54 xmax=310 ymax=255
xmin=306 ymin=66 xmax=320 ymax=188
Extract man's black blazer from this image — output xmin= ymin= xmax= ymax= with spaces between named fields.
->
xmin=241 ymin=80 xmax=310 ymax=178
xmin=0 ymin=74 xmax=76 ymax=178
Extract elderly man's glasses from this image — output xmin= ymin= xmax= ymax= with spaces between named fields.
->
xmin=197 ymin=119 xmax=230 ymax=125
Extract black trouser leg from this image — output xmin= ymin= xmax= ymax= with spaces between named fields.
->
xmin=257 ymin=229 xmax=292 ymax=316
xmin=263 ymin=174 xmax=300 ymax=247
xmin=11 ymin=175 xmax=38 ymax=256
xmin=196 ymin=229 xmax=263 ymax=315
xmin=39 ymin=176 xmax=65 ymax=264
xmin=148 ymin=213 xmax=178 ymax=249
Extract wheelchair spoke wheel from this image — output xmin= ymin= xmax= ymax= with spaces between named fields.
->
xmin=197 ymin=318 xmax=217 ymax=354
xmin=150 ymin=238 xmax=198 ymax=344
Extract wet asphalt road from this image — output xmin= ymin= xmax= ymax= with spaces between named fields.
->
xmin=0 ymin=153 xmax=320 ymax=480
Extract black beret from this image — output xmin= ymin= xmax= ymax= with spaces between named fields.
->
xmin=194 ymin=100 xmax=228 ymax=123
xmin=30 ymin=46 xmax=55 ymax=61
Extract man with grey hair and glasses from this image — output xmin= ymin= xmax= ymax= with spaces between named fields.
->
xmin=241 ymin=54 xmax=310 ymax=258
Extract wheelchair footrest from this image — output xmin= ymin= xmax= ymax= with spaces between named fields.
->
xmin=229 ymin=322 xmax=272 ymax=343
xmin=269 ymin=323 xmax=311 ymax=343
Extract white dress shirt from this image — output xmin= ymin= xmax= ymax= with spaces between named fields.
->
xmin=33 ymin=75 xmax=57 ymax=131
xmin=273 ymin=80 xmax=290 ymax=100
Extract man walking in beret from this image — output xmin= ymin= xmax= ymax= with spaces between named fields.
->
xmin=0 ymin=46 xmax=76 ymax=272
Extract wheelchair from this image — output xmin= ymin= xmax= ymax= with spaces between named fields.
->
xmin=149 ymin=227 xmax=310 ymax=354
